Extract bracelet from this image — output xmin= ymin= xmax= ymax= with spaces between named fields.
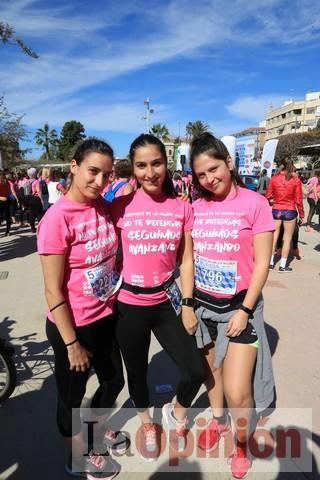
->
xmin=50 ymin=300 xmax=66 ymax=312
xmin=65 ymin=338 xmax=78 ymax=348
xmin=239 ymin=304 xmax=253 ymax=316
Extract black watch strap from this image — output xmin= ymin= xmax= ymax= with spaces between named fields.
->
xmin=239 ymin=304 xmax=253 ymax=315
xmin=182 ymin=297 xmax=195 ymax=307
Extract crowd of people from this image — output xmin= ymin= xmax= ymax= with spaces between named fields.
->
xmin=0 ymin=167 xmax=66 ymax=235
xmin=1 ymin=136 xmax=320 ymax=480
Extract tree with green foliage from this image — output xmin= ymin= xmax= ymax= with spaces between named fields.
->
xmin=0 ymin=21 xmax=38 ymax=58
xmin=58 ymin=121 xmax=86 ymax=162
xmin=150 ymin=123 xmax=170 ymax=142
xmin=35 ymin=123 xmax=58 ymax=162
xmin=0 ymin=96 xmax=28 ymax=168
xmin=185 ymin=121 xmax=211 ymax=142
xmin=275 ymin=130 xmax=320 ymax=167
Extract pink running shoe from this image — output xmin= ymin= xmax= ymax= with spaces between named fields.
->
xmin=198 ymin=417 xmax=231 ymax=452
xmin=162 ymin=403 xmax=188 ymax=452
xmin=136 ymin=423 xmax=159 ymax=462
xmin=228 ymin=446 xmax=252 ymax=479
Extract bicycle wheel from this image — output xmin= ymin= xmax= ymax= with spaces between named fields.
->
xmin=0 ymin=347 xmax=17 ymax=402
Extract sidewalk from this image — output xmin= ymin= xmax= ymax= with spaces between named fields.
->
xmin=0 ymin=219 xmax=319 ymax=480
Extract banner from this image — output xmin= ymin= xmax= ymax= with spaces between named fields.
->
xmin=261 ymin=139 xmax=279 ymax=178
xmin=235 ymin=136 xmax=256 ymax=175
xmin=221 ymin=136 xmax=236 ymax=165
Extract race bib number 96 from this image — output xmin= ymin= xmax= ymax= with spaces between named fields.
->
xmin=195 ymin=255 xmax=237 ymax=295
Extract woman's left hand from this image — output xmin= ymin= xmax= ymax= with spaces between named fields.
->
xmin=226 ymin=309 xmax=249 ymax=337
xmin=181 ymin=307 xmax=198 ymax=335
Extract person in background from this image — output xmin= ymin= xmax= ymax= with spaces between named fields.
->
xmin=26 ymin=167 xmax=44 ymax=233
xmin=305 ymin=171 xmax=320 ymax=232
xmin=266 ymin=158 xmax=304 ymax=272
xmin=39 ymin=167 xmax=51 ymax=211
xmin=47 ymin=170 xmax=66 ymax=207
xmin=257 ymin=169 xmax=270 ymax=196
xmin=0 ymin=170 xmax=11 ymax=236
xmin=104 ymin=159 xmax=134 ymax=202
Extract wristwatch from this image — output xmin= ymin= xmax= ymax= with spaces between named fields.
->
xmin=182 ymin=297 xmax=195 ymax=307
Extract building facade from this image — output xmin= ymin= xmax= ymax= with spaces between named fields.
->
xmin=266 ymin=92 xmax=320 ymax=140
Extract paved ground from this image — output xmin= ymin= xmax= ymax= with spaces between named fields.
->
xmin=0 ymin=211 xmax=320 ymax=480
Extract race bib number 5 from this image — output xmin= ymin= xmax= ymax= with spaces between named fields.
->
xmin=85 ymin=258 xmax=121 ymax=302
xmin=195 ymin=255 xmax=237 ymax=295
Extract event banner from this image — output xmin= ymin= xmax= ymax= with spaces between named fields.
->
xmin=261 ymin=139 xmax=279 ymax=177
xmin=235 ymin=135 xmax=257 ymax=175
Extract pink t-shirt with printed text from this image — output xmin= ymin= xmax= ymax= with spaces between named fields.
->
xmin=37 ymin=195 xmax=119 ymax=326
xmin=111 ymin=189 xmax=194 ymax=306
xmin=192 ymin=186 xmax=275 ymax=299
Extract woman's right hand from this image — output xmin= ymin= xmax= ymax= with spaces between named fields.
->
xmin=67 ymin=341 xmax=92 ymax=371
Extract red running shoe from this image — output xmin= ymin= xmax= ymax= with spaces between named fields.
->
xmin=228 ymin=446 xmax=252 ymax=479
xmin=198 ymin=417 xmax=231 ymax=452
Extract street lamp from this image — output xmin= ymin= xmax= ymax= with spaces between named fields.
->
xmin=143 ymin=97 xmax=154 ymax=133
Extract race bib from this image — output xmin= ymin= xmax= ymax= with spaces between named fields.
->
xmin=85 ymin=258 xmax=122 ymax=302
xmin=165 ymin=280 xmax=182 ymax=316
xmin=195 ymin=255 xmax=237 ymax=295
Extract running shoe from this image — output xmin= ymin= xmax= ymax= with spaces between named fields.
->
xmin=136 ymin=422 xmax=159 ymax=462
xmin=278 ymin=266 xmax=293 ymax=273
xmin=103 ymin=430 xmax=130 ymax=455
xmin=292 ymin=248 xmax=303 ymax=260
xmin=198 ymin=417 xmax=231 ymax=452
xmin=162 ymin=403 xmax=188 ymax=452
xmin=228 ymin=446 xmax=252 ymax=479
xmin=268 ymin=264 xmax=274 ymax=271
xmin=66 ymin=451 xmax=120 ymax=479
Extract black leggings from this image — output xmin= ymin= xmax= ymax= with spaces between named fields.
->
xmin=0 ymin=200 xmax=10 ymax=234
xmin=46 ymin=315 xmax=124 ymax=437
xmin=307 ymin=198 xmax=316 ymax=225
xmin=28 ymin=196 xmax=44 ymax=230
xmin=116 ymin=300 xmax=204 ymax=411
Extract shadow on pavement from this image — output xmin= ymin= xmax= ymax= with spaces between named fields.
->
xmin=0 ymin=232 xmax=37 ymax=261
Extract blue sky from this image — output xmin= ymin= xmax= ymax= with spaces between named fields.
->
xmin=1 ymin=0 xmax=320 ymax=159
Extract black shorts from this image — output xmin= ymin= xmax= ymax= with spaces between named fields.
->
xmin=202 ymin=317 xmax=258 ymax=345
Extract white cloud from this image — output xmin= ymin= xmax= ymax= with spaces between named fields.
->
xmin=1 ymin=0 xmax=319 ymax=133
xmin=226 ymin=95 xmax=290 ymax=122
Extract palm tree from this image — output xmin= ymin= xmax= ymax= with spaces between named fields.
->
xmin=35 ymin=123 xmax=58 ymax=161
xmin=185 ymin=121 xmax=211 ymax=143
xmin=150 ymin=123 xmax=170 ymax=142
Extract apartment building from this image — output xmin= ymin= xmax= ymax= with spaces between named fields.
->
xmin=266 ymin=92 xmax=320 ymax=139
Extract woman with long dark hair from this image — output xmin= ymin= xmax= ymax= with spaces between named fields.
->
xmin=37 ymin=138 xmax=127 ymax=479
xmin=110 ymin=133 xmax=204 ymax=461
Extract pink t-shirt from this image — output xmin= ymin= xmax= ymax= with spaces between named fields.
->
xmin=307 ymin=177 xmax=319 ymax=200
xmin=111 ymin=189 xmax=194 ymax=306
xmin=192 ymin=187 xmax=275 ymax=299
xmin=37 ymin=195 xmax=119 ymax=326
xmin=31 ymin=179 xmax=40 ymax=196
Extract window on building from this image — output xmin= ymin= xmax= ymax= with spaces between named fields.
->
xmin=168 ymin=149 xmax=172 ymax=155
xmin=293 ymin=109 xmax=302 ymax=115
xmin=306 ymin=107 xmax=316 ymax=114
